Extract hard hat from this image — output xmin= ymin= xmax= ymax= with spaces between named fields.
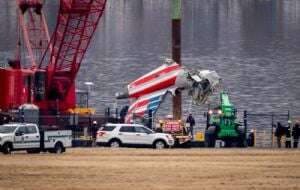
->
xmin=93 ymin=120 xmax=98 ymax=125
xmin=288 ymin=120 xmax=292 ymax=124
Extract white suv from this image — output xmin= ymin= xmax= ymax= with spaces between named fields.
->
xmin=96 ymin=123 xmax=174 ymax=149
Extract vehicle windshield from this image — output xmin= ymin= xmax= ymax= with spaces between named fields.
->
xmin=100 ymin=125 xmax=116 ymax=131
xmin=143 ymin=127 xmax=154 ymax=134
xmin=0 ymin=126 xmax=17 ymax=134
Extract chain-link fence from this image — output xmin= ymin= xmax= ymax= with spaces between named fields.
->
xmin=244 ymin=111 xmax=290 ymax=148
xmin=1 ymin=108 xmax=298 ymax=148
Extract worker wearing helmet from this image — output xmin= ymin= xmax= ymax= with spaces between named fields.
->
xmin=285 ymin=120 xmax=292 ymax=148
xmin=91 ymin=120 xmax=98 ymax=146
xmin=186 ymin=113 xmax=196 ymax=139
xmin=155 ymin=120 xmax=164 ymax=133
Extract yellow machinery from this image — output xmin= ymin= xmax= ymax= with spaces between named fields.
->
xmin=67 ymin=107 xmax=96 ymax=115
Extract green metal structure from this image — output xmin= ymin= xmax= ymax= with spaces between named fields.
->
xmin=205 ymin=91 xmax=246 ymax=147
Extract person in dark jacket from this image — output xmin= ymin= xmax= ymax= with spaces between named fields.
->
xmin=285 ymin=120 xmax=292 ymax=148
xmin=275 ymin=122 xmax=284 ymax=148
xmin=186 ymin=113 xmax=196 ymax=138
xmin=292 ymin=122 xmax=300 ymax=148
xmin=91 ymin=120 xmax=98 ymax=146
xmin=247 ymin=129 xmax=255 ymax=147
xmin=119 ymin=105 xmax=129 ymax=123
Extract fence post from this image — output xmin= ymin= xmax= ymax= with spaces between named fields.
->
xmin=105 ymin=107 xmax=110 ymax=117
xmin=254 ymin=128 xmax=256 ymax=147
xmin=206 ymin=111 xmax=210 ymax=130
xmin=243 ymin=110 xmax=248 ymax=140
xmin=271 ymin=114 xmax=274 ymax=148
xmin=115 ymin=108 xmax=118 ymax=119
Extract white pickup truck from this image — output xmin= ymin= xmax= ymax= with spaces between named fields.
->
xmin=0 ymin=123 xmax=72 ymax=154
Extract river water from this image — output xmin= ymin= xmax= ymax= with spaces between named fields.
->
xmin=1 ymin=0 xmax=300 ymax=124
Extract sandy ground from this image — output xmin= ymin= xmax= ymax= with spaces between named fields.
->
xmin=0 ymin=148 xmax=299 ymax=190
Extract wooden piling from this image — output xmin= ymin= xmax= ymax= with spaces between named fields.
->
xmin=172 ymin=0 xmax=182 ymax=120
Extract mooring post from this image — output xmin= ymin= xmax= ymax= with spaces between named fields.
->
xmin=172 ymin=0 xmax=182 ymax=120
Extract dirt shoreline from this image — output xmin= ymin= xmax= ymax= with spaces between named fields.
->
xmin=0 ymin=148 xmax=299 ymax=190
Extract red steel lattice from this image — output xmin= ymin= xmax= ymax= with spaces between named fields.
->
xmin=39 ymin=0 xmax=107 ymax=101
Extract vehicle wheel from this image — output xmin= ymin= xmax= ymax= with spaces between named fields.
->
xmin=54 ymin=142 xmax=64 ymax=154
xmin=27 ymin=149 xmax=41 ymax=154
xmin=2 ymin=143 xmax=12 ymax=154
xmin=96 ymin=142 xmax=102 ymax=147
xmin=154 ymin=140 xmax=166 ymax=149
xmin=224 ymin=139 xmax=233 ymax=147
xmin=109 ymin=140 xmax=121 ymax=148
xmin=237 ymin=135 xmax=247 ymax=148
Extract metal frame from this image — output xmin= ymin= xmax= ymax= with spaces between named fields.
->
xmin=8 ymin=0 xmax=107 ymax=113
xmin=39 ymin=0 xmax=107 ymax=102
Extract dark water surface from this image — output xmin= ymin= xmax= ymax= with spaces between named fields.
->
xmin=1 ymin=0 xmax=300 ymax=124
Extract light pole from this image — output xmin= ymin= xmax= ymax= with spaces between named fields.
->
xmin=84 ymin=82 xmax=94 ymax=108
xmin=84 ymin=82 xmax=94 ymax=142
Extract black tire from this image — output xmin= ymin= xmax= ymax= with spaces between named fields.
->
xmin=224 ymin=139 xmax=233 ymax=147
xmin=153 ymin=140 xmax=166 ymax=149
xmin=109 ymin=139 xmax=121 ymax=148
xmin=27 ymin=149 xmax=41 ymax=154
xmin=237 ymin=125 xmax=247 ymax=148
xmin=54 ymin=142 xmax=64 ymax=154
xmin=2 ymin=143 xmax=12 ymax=154
xmin=205 ymin=126 xmax=216 ymax=147
xmin=237 ymin=135 xmax=247 ymax=148
xmin=96 ymin=142 xmax=102 ymax=147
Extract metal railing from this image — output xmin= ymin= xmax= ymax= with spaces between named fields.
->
xmin=244 ymin=111 xmax=290 ymax=148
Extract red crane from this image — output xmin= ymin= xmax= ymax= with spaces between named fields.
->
xmin=0 ymin=0 xmax=107 ymax=114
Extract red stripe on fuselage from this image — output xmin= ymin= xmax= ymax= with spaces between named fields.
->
xmin=130 ymin=64 xmax=181 ymax=88
xmin=128 ymin=99 xmax=149 ymax=113
xmin=129 ymin=76 xmax=176 ymax=99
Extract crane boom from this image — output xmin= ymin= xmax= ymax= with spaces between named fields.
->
xmin=18 ymin=0 xmax=50 ymax=69
xmin=39 ymin=0 xmax=107 ymax=101
xmin=0 ymin=0 xmax=107 ymax=113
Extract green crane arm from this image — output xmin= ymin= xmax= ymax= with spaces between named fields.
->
xmin=220 ymin=92 xmax=234 ymax=117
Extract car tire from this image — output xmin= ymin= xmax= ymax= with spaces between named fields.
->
xmin=2 ymin=143 xmax=12 ymax=154
xmin=154 ymin=140 xmax=166 ymax=149
xmin=96 ymin=142 xmax=102 ymax=147
xmin=109 ymin=139 xmax=121 ymax=148
xmin=54 ymin=142 xmax=64 ymax=154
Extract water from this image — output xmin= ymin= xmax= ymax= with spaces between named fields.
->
xmin=1 ymin=0 xmax=300 ymax=125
